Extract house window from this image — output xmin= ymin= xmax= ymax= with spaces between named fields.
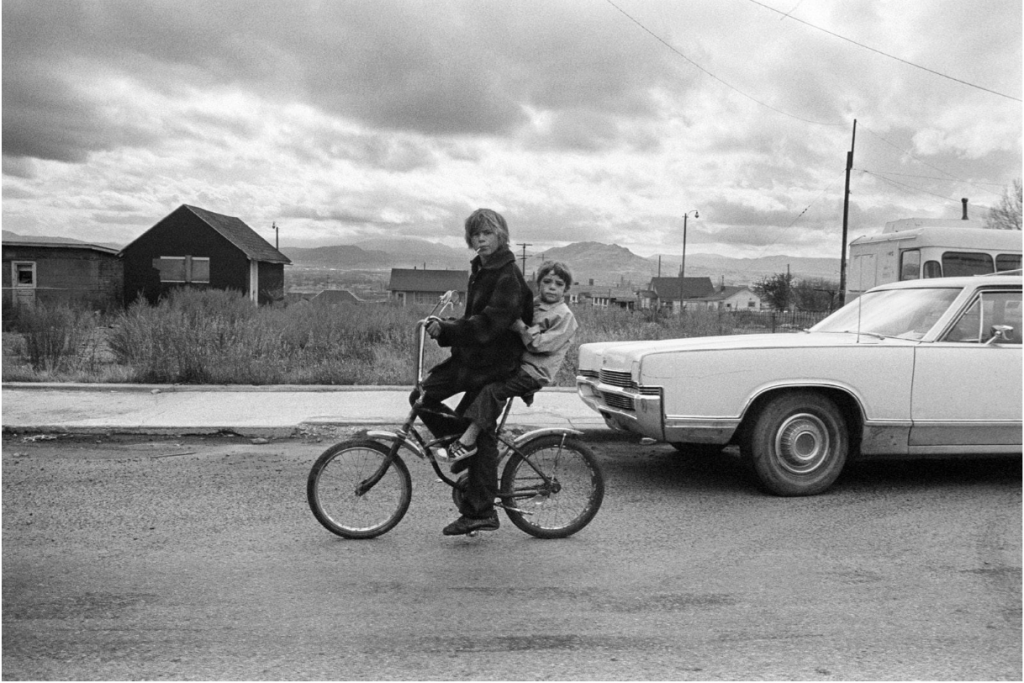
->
xmin=153 ymin=256 xmax=211 ymax=284
xmin=13 ymin=262 xmax=36 ymax=286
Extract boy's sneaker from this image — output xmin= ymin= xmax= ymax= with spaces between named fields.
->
xmin=446 ymin=441 xmax=477 ymax=462
xmin=442 ymin=511 xmax=500 ymax=536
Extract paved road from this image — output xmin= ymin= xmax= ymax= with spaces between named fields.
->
xmin=3 ymin=431 xmax=1021 ymax=680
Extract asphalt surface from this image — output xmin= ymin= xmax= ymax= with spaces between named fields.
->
xmin=1 ymin=383 xmax=609 ymax=438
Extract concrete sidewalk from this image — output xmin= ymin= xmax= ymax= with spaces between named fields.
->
xmin=1 ymin=383 xmax=610 ymax=438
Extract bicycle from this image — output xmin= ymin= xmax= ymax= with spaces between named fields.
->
xmin=307 ymin=291 xmax=605 ymax=539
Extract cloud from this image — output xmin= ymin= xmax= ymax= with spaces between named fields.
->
xmin=1 ymin=0 xmax=1019 ymax=263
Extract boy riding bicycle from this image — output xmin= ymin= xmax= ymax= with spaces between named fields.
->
xmin=414 ymin=208 xmax=533 ymax=535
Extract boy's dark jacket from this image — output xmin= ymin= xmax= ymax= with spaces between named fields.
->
xmin=436 ymin=246 xmax=533 ymax=379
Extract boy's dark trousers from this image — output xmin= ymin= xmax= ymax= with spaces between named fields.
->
xmin=409 ymin=358 xmax=512 ymax=519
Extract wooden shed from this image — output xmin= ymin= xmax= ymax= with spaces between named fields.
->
xmin=121 ymin=205 xmax=290 ymax=305
xmin=2 ymin=234 xmax=122 ymax=310
xmin=387 ymin=268 xmax=468 ymax=306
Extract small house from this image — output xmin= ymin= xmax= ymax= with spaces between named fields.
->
xmin=641 ymin=276 xmax=715 ymax=311
xmin=387 ymin=268 xmax=467 ymax=306
xmin=689 ymin=286 xmax=762 ymax=311
xmin=121 ymin=205 xmax=290 ymax=305
xmin=575 ymin=285 xmax=637 ymax=310
xmin=2 ymin=233 xmax=122 ymax=310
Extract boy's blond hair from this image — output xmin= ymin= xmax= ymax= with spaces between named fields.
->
xmin=464 ymin=209 xmax=510 ymax=249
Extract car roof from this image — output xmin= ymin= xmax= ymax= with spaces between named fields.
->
xmin=871 ymin=273 xmax=1022 ymax=292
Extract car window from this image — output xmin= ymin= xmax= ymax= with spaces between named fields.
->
xmin=900 ymin=250 xmax=920 ymax=281
xmin=941 ymin=251 xmax=994 ymax=277
xmin=996 ymin=253 xmax=1022 ymax=272
xmin=813 ymin=287 xmax=960 ymax=339
xmin=942 ymin=290 xmax=1022 ymax=344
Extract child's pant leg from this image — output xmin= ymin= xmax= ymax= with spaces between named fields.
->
xmin=463 ymin=371 xmax=543 ymax=434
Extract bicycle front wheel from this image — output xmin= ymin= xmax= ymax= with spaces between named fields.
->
xmin=307 ymin=439 xmax=412 ymax=539
xmin=500 ymin=435 xmax=605 ymax=539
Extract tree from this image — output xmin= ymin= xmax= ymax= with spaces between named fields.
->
xmin=753 ymin=272 xmax=792 ymax=311
xmin=792 ymin=278 xmax=841 ymax=312
xmin=985 ymin=178 xmax=1022 ymax=231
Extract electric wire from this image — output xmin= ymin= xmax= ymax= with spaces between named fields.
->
xmin=860 ymin=125 xmax=1006 ymax=197
xmin=748 ymin=0 xmax=1022 ymax=102
xmin=603 ymin=0 xmax=846 ymax=127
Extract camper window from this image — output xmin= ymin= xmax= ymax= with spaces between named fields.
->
xmin=900 ymin=250 xmax=921 ymax=280
xmin=996 ymin=253 xmax=1022 ymax=272
xmin=941 ymin=252 xmax=994 ymax=278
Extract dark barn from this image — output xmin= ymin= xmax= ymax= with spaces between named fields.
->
xmin=121 ymin=205 xmax=290 ymax=305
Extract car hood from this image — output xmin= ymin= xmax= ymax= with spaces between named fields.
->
xmin=578 ymin=332 xmax=916 ymax=367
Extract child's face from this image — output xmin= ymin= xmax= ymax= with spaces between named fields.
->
xmin=470 ymin=227 xmax=501 ymax=260
xmin=538 ymin=273 xmax=567 ymax=304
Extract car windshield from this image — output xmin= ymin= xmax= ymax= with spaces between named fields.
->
xmin=811 ymin=287 xmax=961 ymax=339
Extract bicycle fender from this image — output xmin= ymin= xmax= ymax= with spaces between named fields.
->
xmin=365 ymin=430 xmax=426 ymax=459
xmin=512 ymin=427 xmax=583 ymax=448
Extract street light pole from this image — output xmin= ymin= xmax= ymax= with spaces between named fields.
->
xmin=680 ymin=210 xmax=699 ymax=313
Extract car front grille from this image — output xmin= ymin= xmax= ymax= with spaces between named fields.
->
xmin=599 ymin=369 xmax=634 ymax=388
xmin=602 ymin=392 xmax=635 ymax=412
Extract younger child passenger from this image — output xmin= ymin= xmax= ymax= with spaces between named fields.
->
xmin=444 ymin=261 xmax=579 ymax=463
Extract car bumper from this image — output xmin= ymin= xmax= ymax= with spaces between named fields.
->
xmin=576 ymin=375 xmax=739 ymax=444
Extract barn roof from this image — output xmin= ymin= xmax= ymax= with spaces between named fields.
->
xmin=183 ymin=205 xmax=291 ymax=264
xmin=2 ymin=233 xmax=120 ymax=255
xmin=648 ymin=276 xmax=715 ymax=300
xmin=388 ymin=268 xmax=468 ymax=292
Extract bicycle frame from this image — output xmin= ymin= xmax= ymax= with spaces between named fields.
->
xmin=355 ymin=290 xmax=582 ymax=505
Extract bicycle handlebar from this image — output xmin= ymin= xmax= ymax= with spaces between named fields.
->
xmin=415 ymin=290 xmax=460 ymax=386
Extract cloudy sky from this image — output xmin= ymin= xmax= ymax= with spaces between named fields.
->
xmin=3 ymin=0 xmax=1021 ymax=260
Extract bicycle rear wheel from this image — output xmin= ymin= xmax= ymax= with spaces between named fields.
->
xmin=500 ymin=434 xmax=604 ymax=539
xmin=307 ymin=439 xmax=412 ymax=539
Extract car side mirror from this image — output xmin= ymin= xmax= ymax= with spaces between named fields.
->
xmin=985 ymin=324 xmax=1014 ymax=345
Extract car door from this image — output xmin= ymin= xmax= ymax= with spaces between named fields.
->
xmin=909 ymin=288 xmax=1022 ymax=449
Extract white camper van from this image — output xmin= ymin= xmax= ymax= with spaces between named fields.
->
xmin=846 ymin=218 xmax=1022 ymax=299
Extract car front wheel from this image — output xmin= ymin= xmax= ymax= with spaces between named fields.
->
xmin=743 ymin=391 xmax=849 ymax=496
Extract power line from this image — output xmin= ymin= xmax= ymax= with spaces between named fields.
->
xmin=603 ymin=0 xmax=846 ymax=127
xmin=748 ymin=0 xmax=1022 ymax=102
xmin=861 ymin=170 xmax=970 ymax=202
xmin=860 ymin=125 xmax=1005 ymax=196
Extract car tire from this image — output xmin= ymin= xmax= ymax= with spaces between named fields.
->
xmin=743 ymin=391 xmax=849 ymax=496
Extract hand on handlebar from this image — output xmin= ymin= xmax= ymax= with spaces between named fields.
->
xmin=425 ymin=316 xmax=442 ymax=339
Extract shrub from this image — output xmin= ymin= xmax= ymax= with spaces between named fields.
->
xmin=11 ymin=303 xmax=94 ymax=373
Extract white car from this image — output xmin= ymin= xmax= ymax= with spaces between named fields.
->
xmin=576 ymin=273 xmax=1022 ymax=496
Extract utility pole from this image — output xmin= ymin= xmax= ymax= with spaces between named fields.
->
xmin=519 ymin=243 xmax=532 ymax=275
xmin=839 ymin=119 xmax=856 ymax=307
xmin=680 ymin=210 xmax=699 ymax=313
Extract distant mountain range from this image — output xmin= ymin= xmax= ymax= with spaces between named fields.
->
xmin=283 ymin=238 xmax=840 ymax=286
xmin=2 ymin=228 xmax=840 ymax=286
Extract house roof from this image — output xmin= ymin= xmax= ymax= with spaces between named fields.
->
xmin=577 ymin=286 xmax=636 ymax=300
xmin=183 ymin=205 xmax=291 ymax=264
xmin=693 ymin=285 xmax=757 ymax=302
xmin=312 ymin=289 xmax=361 ymax=305
xmin=2 ymin=234 xmax=120 ymax=256
xmin=647 ymin=276 xmax=715 ymax=300
xmin=388 ymin=269 xmax=468 ymax=292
